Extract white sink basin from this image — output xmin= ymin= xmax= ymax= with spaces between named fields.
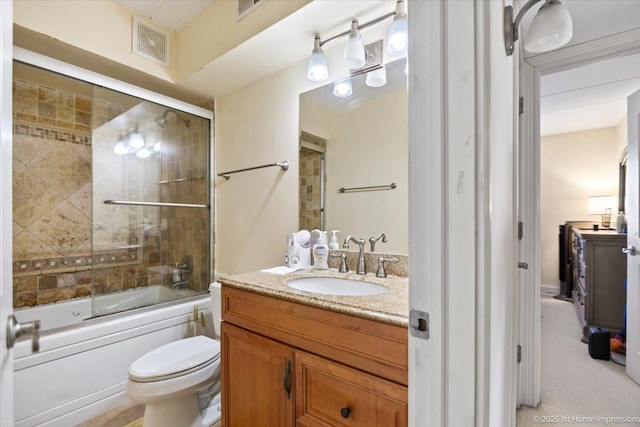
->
xmin=287 ymin=277 xmax=389 ymax=296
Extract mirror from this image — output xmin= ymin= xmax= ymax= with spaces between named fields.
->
xmin=299 ymin=58 xmax=408 ymax=254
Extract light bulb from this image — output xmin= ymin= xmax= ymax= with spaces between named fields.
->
xmin=129 ymin=133 xmax=145 ymax=149
xmin=308 ymin=36 xmax=328 ymax=81
xmin=344 ymin=20 xmax=366 ymax=69
xmin=153 ymin=142 xmax=162 ymax=152
xmin=114 ymin=140 xmax=128 ymax=155
xmin=333 ymin=78 xmax=353 ymax=98
xmin=136 ymin=146 xmax=151 ymax=158
xmin=387 ymin=0 xmax=408 ymax=55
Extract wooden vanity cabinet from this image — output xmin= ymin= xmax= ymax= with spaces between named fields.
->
xmin=220 ymin=285 xmax=408 ymax=427
xmin=221 ymin=322 xmax=294 ymax=427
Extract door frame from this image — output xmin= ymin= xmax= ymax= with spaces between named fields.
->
xmin=0 ymin=1 xmax=13 ymax=425
xmin=517 ymin=27 xmax=640 ymax=406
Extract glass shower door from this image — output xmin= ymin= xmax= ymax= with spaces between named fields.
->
xmin=91 ymin=86 xmax=211 ymax=317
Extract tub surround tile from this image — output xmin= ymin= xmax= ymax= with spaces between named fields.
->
xmin=14 ymin=291 xmax=37 ymax=308
xmin=219 ymin=268 xmax=409 ymax=327
xmin=15 ymin=276 xmax=37 ymax=293
xmin=38 ymin=275 xmax=57 ymax=290
xmin=13 ymin=230 xmax=54 ymax=261
xmin=13 ymin=162 xmax=64 ymax=228
xmin=31 ymin=200 xmax=91 ymax=256
xmin=37 ymin=289 xmax=57 ymax=305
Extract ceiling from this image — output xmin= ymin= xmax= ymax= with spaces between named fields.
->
xmin=110 ymin=0 xmax=640 ymax=136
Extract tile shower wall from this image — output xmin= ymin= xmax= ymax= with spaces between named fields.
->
xmin=12 ymin=78 xmax=142 ymax=308
xmin=299 ymin=141 xmax=325 ymax=230
xmin=12 ymin=73 xmax=212 ymax=310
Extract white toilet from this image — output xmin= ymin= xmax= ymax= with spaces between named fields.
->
xmin=126 ymin=283 xmax=223 ymax=427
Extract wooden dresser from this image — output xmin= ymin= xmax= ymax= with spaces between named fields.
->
xmin=570 ymin=227 xmax=627 ymax=337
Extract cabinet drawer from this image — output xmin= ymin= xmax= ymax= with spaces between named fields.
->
xmin=295 ymin=351 xmax=407 ymax=427
xmin=222 ymin=286 xmax=408 ymax=385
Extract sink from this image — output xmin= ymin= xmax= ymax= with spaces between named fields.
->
xmin=287 ymin=277 xmax=389 ymax=296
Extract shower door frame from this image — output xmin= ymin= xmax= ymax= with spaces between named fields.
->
xmin=12 ymin=47 xmax=216 ymax=295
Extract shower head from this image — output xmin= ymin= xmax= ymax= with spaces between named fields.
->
xmin=155 ymin=109 xmax=192 ymax=129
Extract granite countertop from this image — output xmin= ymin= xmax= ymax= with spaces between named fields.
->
xmin=218 ymin=268 xmax=409 ymax=327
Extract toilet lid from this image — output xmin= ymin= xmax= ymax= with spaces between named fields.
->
xmin=129 ymin=336 xmax=220 ymax=382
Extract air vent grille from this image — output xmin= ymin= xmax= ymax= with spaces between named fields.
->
xmin=132 ymin=17 xmax=170 ymax=67
xmin=238 ymin=0 xmax=264 ymax=18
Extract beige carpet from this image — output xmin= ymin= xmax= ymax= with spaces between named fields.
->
xmin=517 ymin=293 xmax=640 ymax=426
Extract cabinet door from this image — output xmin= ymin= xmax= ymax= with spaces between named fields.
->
xmin=295 ymin=351 xmax=408 ymax=427
xmin=222 ymin=322 xmax=294 ymax=427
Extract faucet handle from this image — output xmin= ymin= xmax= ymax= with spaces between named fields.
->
xmin=330 ymin=253 xmax=348 ymax=273
xmin=376 ymin=257 xmax=399 ymax=278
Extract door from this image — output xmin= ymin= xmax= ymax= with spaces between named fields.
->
xmin=0 ymin=1 xmax=13 ymax=425
xmin=626 ymin=89 xmax=640 ymax=385
xmin=221 ymin=322 xmax=294 ymax=426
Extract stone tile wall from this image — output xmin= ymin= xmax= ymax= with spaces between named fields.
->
xmin=299 ymin=141 xmax=325 ymax=230
xmin=12 ymin=74 xmax=213 ymax=309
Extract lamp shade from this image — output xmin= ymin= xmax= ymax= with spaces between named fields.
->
xmin=524 ymin=0 xmax=572 ymax=53
xmin=307 ymin=51 xmax=328 ymax=81
xmin=344 ymin=20 xmax=366 ymax=69
xmin=587 ymin=196 xmax=616 ymax=215
xmin=114 ymin=140 xmax=128 ymax=155
xmin=366 ymin=66 xmax=387 ymax=88
xmin=307 ymin=36 xmax=328 ymax=82
xmin=333 ymin=78 xmax=353 ymax=98
xmin=387 ymin=16 xmax=408 ymax=55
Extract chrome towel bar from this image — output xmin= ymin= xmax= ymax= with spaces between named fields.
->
xmin=338 ymin=183 xmax=397 ymax=193
xmin=103 ymin=200 xmax=208 ymax=208
xmin=218 ymin=161 xmax=289 ymax=180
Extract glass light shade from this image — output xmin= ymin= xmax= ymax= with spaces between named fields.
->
xmin=343 ymin=21 xmax=365 ymax=69
xmin=387 ymin=17 xmax=408 ymax=55
xmin=333 ymin=79 xmax=353 ymax=98
xmin=153 ymin=141 xmax=162 ymax=152
xmin=114 ymin=140 xmax=128 ymax=155
xmin=135 ymin=146 xmax=151 ymax=158
xmin=307 ymin=51 xmax=328 ymax=82
xmin=366 ymin=66 xmax=387 ymax=88
xmin=524 ymin=0 xmax=572 ymax=53
xmin=129 ymin=133 xmax=145 ymax=149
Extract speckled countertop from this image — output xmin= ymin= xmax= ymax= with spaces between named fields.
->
xmin=219 ymin=268 xmax=409 ymax=327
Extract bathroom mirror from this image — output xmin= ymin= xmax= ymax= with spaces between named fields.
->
xmin=299 ymin=58 xmax=408 ymax=254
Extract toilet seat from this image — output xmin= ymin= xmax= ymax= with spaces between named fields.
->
xmin=129 ymin=336 xmax=220 ymax=383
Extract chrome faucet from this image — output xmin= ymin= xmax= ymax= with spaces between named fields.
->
xmin=369 ymin=233 xmax=387 ymax=252
xmin=343 ymin=236 xmax=367 ymax=275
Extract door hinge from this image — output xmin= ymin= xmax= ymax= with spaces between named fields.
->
xmin=518 ymin=221 xmax=524 ymax=240
xmin=519 ymin=97 xmax=524 ymax=115
xmin=517 ymin=344 xmax=522 ymax=363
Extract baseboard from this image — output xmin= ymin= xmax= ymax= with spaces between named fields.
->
xmin=540 ymin=284 xmax=560 ymax=295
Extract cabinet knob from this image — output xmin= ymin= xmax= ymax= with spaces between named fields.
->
xmin=340 ymin=407 xmax=351 ymax=419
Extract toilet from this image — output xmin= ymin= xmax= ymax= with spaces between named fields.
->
xmin=126 ymin=283 xmax=223 ymax=427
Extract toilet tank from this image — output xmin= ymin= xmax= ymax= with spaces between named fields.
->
xmin=209 ymin=282 xmax=222 ymax=339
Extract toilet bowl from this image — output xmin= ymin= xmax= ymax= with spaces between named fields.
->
xmin=126 ymin=282 xmax=223 ymax=427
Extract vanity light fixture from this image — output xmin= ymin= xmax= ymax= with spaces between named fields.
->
xmin=135 ymin=146 xmax=152 ymax=159
xmin=387 ymin=0 xmax=408 ymax=55
xmin=344 ymin=20 xmax=366 ymax=69
xmin=333 ymin=78 xmax=353 ymax=98
xmin=114 ymin=139 xmax=129 ymax=155
xmin=128 ymin=132 xmax=145 ymax=149
xmin=504 ymin=0 xmax=572 ymax=56
xmin=306 ymin=0 xmax=408 ymax=82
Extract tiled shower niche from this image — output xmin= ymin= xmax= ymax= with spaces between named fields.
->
xmin=12 ymin=62 xmax=212 ymax=313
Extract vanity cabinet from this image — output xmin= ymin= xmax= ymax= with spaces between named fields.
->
xmin=570 ymin=228 xmax=627 ymax=337
xmin=220 ymin=285 xmax=408 ymax=427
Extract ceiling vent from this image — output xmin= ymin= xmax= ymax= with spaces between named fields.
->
xmin=132 ymin=16 xmax=170 ymax=67
xmin=238 ymin=0 xmax=265 ymax=19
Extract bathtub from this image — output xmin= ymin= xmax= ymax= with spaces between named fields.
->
xmin=13 ymin=286 xmax=214 ymax=427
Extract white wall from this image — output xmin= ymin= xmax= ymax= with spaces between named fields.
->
xmin=540 ymin=126 xmax=621 ymax=287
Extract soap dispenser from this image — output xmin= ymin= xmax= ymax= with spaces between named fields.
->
xmin=329 ymin=230 xmax=340 ymax=250
xmin=313 ymin=231 xmax=329 ymax=270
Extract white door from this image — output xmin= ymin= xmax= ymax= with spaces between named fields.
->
xmin=626 ymin=89 xmax=640 ymax=385
xmin=0 ymin=1 xmax=13 ymax=425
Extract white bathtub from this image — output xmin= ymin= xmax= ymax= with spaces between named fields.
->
xmin=13 ymin=286 xmax=214 ymax=427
